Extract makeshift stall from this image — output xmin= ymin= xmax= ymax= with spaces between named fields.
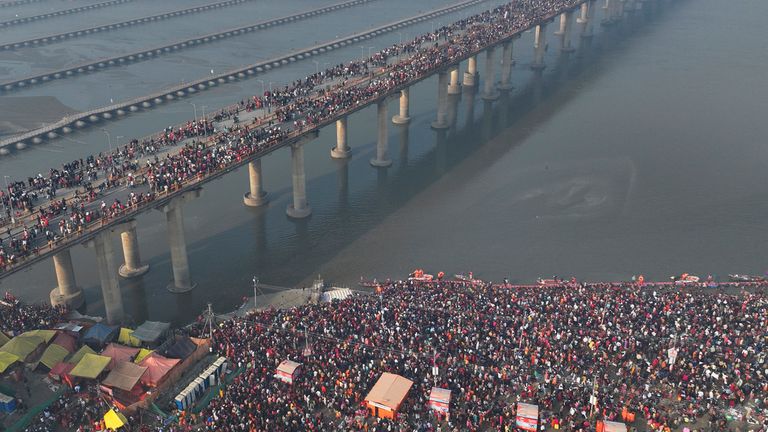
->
xmin=138 ymin=353 xmax=180 ymax=387
xmin=51 ymin=332 xmax=77 ymax=353
xmin=20 ymin=329 xmax=57 ymax=343
xmin=68 ymin=345 xmax=96 ymax=365
xmin=0 ymin=334 xmax=46 ymax=362
xmin=103 ymin=408 xmax=129 ymax=431
xmin=597 ymin=420 xmax=628 ymax=432
xmin=48 ymin=362 xmax=75 ymax=382
xmin=133 ymin=348 xmax=153 ymax=364
xmin=39 ymin=344 xmax=70 ymax=370
xmin=515 ymin=402 xmax=539 ymax=431
xmin=70 ymin=353 xmax=112 ymax=380
xmin=118 ymin=328 xmax=141 ymax=347
xmin=102 ymin=362 xmax=148 ymax=392
xmin=83 ymin=323 xmax=119 ymax=348
xmin=0 ymin=393 xmax=16 ymax=413
xmin=100 ymin=343 xmax=140 ymax=370
xmin=428 ymin=387 xmax=451 ymax=414
xmin=0 ymin=331 xmax=9 ymax=346
xmin=364 ymin=372 xmax=413 ymax=420
xmin=275 ymin=359 xmax=302 ymax=384
xmin=131 ymin=321 xmax=171 ymax=346
xmin=161 ymin=336 xmax=197 ymax=360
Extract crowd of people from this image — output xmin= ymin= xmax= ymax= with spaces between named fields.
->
xmin=184 ymin=279 xmax=767 ymax=432
xmin=0 ymin=0 xmax=582 ymax=273
xmin=0 ymin=292 xmax=65 ymax=335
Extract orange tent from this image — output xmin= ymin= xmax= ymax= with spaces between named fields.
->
xmin=364 ymin=373 xmax=413 ymax=420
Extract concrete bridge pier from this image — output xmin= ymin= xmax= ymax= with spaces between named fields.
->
xmin=160 ymin=190 xmax=200 ymax=292
xmin=531 ymin=24 xmax=547 ymax=71
xmin=118 ymin=221 xmax=149 ymax=278
xmin=463 ymin=55 xmax=477 ymax=87
xmin=49 ymin=249 xmax=85 ymax=309
xmin=448 ymin=66 xmax=461 ymax=95
xmin=371 ymin=100 xmax=393 ymax=167
xmin=578 ymin=1 xmax=593 ymax=38
xmin=244 ymin=159 xmax=269 ymax=206
xmin=331 ymin=117 xmax=351 ymax=159
xmin=431 ymin=71 xmax=450 ymax=130
xmin=498 ymin=41 xmax=515 ymax=91
xmin=287 ymin=140 xmax=312 ymax=218
xmin=556 ymin=11 xmax=575 ymax=52
xmin=482 ymin=47 xmax=499 ymax=101
xmin=392 ymin=88 xmax=411 ymax=125
xmin=86 ymin=231 xmax=125 ymax=324
xmin=464 ymin=84 xmax=476 ymax=128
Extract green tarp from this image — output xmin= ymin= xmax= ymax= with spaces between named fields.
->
xmin=0 ymin=335 xmax=45 ymax=361
xmin=0 ymin=331 xmax=10 ymax=346
xmin=20 ymin=330 xmax=57 ymax=343
xmin=68 ymin=345 xmax=96 ymax=365
xmin=0 ymin=351 xmax=20 ymax=373
xmin=70 ymin=353 xmax=111 ymax=379
xmin=39 ymin=344 xmax=69 ymax=370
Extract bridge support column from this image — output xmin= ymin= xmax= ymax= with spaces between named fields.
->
xmin=578 ymin=1 xmax=593 ymax=38
xmin=463 ymin=55 xmax=477 ymax=87
xmin=118 ymin=222 xmax=149 ymax=278
xmin=331 ymin=117 xmax=351 ymax=159
xmin=431 ymin=71 xmax=449 ymax=130
xmin=556 ymin=11 xmax=575 ymax=52
xmin=49 ymin=249 xmax=85 ymax=309
xmin=392 ymin=88 xmax=411 ymax=124
xmin=244 ymin=159 xmax=268 ymax=206
xmin=371 ymin=100 xmax=392 ymax=167
xmin=448 ymin=66 xmax=461 ymax=95
xmin=161 ymin=192 xmax=199 ymax=292
xmin=531 ymin=24 xmax=547 ymax=71
xmin=499 ymin=41 xmax=514 ymax=91
xmin=482 ymin=47 xmax=499 ymax=101
xmin=88 ymin=231 xmax=124 ymax=324
xmin=287 ymin=142 xmax=312 ymax=217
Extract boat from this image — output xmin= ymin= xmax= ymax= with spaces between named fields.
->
xmin=454 ymin=272 xmax=482 ymax=283
xmin=728 ymin=274 xmax=766 ymax=282
xmin=673 ymin=273 xmax=700 ymax=286
xmin=536 ymin=277 xmax=561 ymax=286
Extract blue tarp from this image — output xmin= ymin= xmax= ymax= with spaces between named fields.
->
xmin=82 ymin=323 xmax=118 ymax=347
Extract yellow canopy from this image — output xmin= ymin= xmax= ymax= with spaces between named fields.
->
xmin=68 ymin=345 xmax=96 ymax=365
xmin=40 ymin=344 xmax=70 ymax=370
xmin=0 ymin=335 xmax=45 ymax=360
xmin=133 ymin=348 xmax=153 ymax=364
xmin=0 ymin=351 xmax=19 ymax=373
xmin=0 ymin=331 xmax=9 ymax=346
xmin=118 ymin=328 xmax=141 ymax=348
xmin=21 ymin=329 xmax=57 ymax=343
xmin=103 ymin=409 xmax=128 ymax=430
xmin=70 ymin=353 xmax=111 ymax=379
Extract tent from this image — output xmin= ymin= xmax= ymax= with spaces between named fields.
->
xmin=118 ymin=328 xmax=141 ymax=348
xmin=70 ymin=353 xmax=111 ymax=379
xmin=102 ymin=361 xmax=148 ymax=392
xmin=138 ymin=353 xmax=180 ymax=387
xmin=100 ymin=343 xmax=140 ymax=370
xmin=598 ymin=420 xmax=628 ymax=432
xmin=54 ymin=322 xmax=85 ymax=333
xmin=516 ymin=402 xmax=539 ymax=431
xmin=0 ymin=352 xmax=19 ymax=373
xmin=0 ymin=331 xmax=9 ymax=346
xmin=131 ymin=321 xmax=171 ymax=344
xmin=275 ymin=359 xmax=302 ymax=384
xmin=320 ymin=288 xmax=353 ymax=303
xmin=39 ymin=344 xmax=70 ymax=370
xmin=21 ymin=329 xmax=57 ymax=343
xmin=68 ymin=345 xmax=96 ymax=365
xmin=49 ymin=362 xmax=75 ymax=381
xmin=83 ymin=323 xmax=119 ymax=347
xmin=134 ymin=348 xmax=153 ymax=364
xmin=162 ymin=336 xmax=197 ymax=360
xmin=103 ymin=409 xmax=128 ymax=431
xmin=364 ymin=372 xmax=413 ymax=419
xmin=428 ymin=387 xmax=451 ymax=413
xmin=51 ymin=332 xmax=77 ymax=353
xmin=0 ymin=335 xmax=45 ymax=362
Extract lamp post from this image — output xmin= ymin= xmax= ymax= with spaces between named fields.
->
xmin=190 ymin=102 xmax=198 ymax=124
xmin=102 ymin=129 xmax=112 ymax=153
xmin=312 ymin=60 xmax=320 ymax=75
xmin=3 ymin=175 xmax=12 ymax=224
xmin=201 ymin=106 xmax=207 ymax=136
xmin=115 ymin=135 xmax=123 ymax=150
xmin=359 ymin=46 xmax=366 ymax=62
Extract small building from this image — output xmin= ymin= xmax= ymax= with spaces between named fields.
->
xmin=364 ymin=372 xmax=413 ymax=420
xmin=515 ymin=402 xmax=539 ymax=431
xmin=0 ymin=393 xmax=16 ymax=413
xmin=428 ymin=387 xmax=451 ymax=414
xmin=275 ymin=359 xmax=302 ymax=384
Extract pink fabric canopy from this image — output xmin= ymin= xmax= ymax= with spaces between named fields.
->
xmin=100 ymin=343 xmax=140 ymax=370
xmin=138 ymin=353 xmax=180 ymax=387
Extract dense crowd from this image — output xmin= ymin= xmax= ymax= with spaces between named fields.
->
xmin=0 ymin=292 xmax=65 ymax=335
xmin=0 ymin=0 xmax=581 ymax=273
xmin=183 ymin=280 xmax=767 ymax=432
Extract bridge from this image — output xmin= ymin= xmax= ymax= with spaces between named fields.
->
xmin=0 ymin=0 xmax=256 ymax=51
xmin=0 ymin=0 xmax=485 ymax=153
xmin=0 ymin=0 xmax=137 ymax=28
xmin=0 ymin=0 xmax=650 ymax=324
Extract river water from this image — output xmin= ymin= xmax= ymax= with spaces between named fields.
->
xmin=1 ymin=0 xmax=766 ymax=325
